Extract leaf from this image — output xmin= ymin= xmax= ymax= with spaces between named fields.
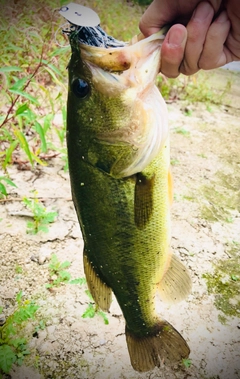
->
xmin=10 ymin=338 xmax=26 ymax=348
xmin=0 ymin=66 xmax=22 ymax=73
xmin=85 ymin=290 xmax=94 ymax=301
xmin=42 ymin=60 xmax=62 ymax=76
xmin=50 ymin=47 xmax=70 ymax=57
xmin=59 ymin=261 xmax=71 ymax=270
xmin=16 ymin=291 xmax=23 ymax=304
xmin=0 ymin=183 xmax=7 ymax=196
xmin=13 ymin=129 xmax=33 ymax=165
xmin=182 ymin=358 xmax=192 ymax=368
xmin=98 ymin=311 xmax=109 ymax=325
xmin=15 ymin=103 xmax=29 ymax=116
xmin=0 ymin=177 xmax=17 ymax=188
xmin=34 ymin=121 xmax=47 ymax=153
xmin=42 ymin=65 xmax=62 ymax=85
xmin=44 ymin=211 xmax=58 ymax=223
xmin=58 ymin=271 xmax=71 ymax=282
xmin=0 ymin=345 xmax=16 ymax=373
xmin=82 ymin=304 xmax=95 ymax=319
xmin=37 ymin=225 xmax=49 ymax=233
xmin=69 ymin=278 xmax=86 ymax=285
xmin=9 ymin=89 xmax=39 ymax=105
xmin=3 ymin=140 xmax=19 ymax=169
xmin=9 ymin=77 xmax=29 ymax=91
xmin=43 ymin=114 xmax=53 ymax=134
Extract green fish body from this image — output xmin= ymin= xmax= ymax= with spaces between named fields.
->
xmin=66 ymin=29 xmax=191 ymax=372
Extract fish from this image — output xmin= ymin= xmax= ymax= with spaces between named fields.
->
xmin=66 ymin=26 xmax=192 ymax=372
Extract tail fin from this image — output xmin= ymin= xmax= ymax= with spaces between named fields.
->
xmin=126 ymin=321 xmax=190 ymax=372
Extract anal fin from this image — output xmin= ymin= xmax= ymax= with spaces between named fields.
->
xmin=158 ymin=253 xmax=192 ymax=304
xmin=83 ymin=252 xmax=112 ymax=312
xmin=126 ymin=321 xmax=190 ymax=372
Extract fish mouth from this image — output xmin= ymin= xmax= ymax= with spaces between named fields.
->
xmin=78 ymin=28 xmax=167 ymax=93
xmin=69 ymin=28 xmax=169 ymax=177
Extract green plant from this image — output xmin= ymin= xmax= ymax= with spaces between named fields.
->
xmin=46 ymin=254 xmax=71 ymax=288
xmin=15 ymin=265 xmax=23 ymax=275
xmin=174 ymin=127 xmax=190 ymax=137
xmin=182 ymin=358 xmax=192 ymax=368
xmin=0 ymin=1 xmax=69 ymax=173
xmin=46 ymin=253 xmax=86 ymax=288
xmin=34 ymin=320 xmax=46 ymax=334
xmin=0 ymin=176 xmax=17 ymax=199
xmin=22 ymin=191 xmax=57 ymax=234
xmin=82 ymin=290 xmax=109 ymax=325
xmin=0 ymin=291 xmax=39 ymax=375
xmin=156 ymin=71 xmax=230 ymax=106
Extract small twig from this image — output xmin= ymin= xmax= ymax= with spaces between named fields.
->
xmin=0 ymin=47 xmax=45 ymax=129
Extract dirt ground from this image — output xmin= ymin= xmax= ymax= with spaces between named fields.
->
xmin=0 ymin=68 xmax=240 ymax=379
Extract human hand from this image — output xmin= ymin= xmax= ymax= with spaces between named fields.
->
xmin=139 ymin=0 xmax=240 ymax=77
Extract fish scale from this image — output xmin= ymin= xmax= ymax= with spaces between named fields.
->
xmin=66 ymin=21 xmax=192 ymax=372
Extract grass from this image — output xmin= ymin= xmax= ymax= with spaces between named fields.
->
xmin=156 ymin=71 xmax=231 ymax=106
xmin=0 ymin=292 xmax=39 ymax=375
xmin=0 ymin=176 xmax=17 ymax=199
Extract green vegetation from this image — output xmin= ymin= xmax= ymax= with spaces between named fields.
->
xmin=82 ymin=290 xmax=109 ymax=325
xmin=203 ymin=242 xmax=240 ymax=322
xmin=45 ymin=254 xmax=109 ymax=322
xmin=0 ymin=292 xmax=39 ymax=375
xmin=22 ymin=191 xmax=58 ymax=234
xmin=182 ymin=358 xmax=192 ymax=368
xmin=0 ymin=0 xmax=230 ymax=181
xmin=174 ymin=127 xmax=190 ymax=136
xmin=0 ymin=0 xmax=69 ymax=174
xmin=156 ymin=72 xmax=231 ymax=106
xmin=0 ymin=176 xmax=17 ymax=199
xmin=46 ymin=253 xmax=86 ymax=288
xmin=201 ymin=171 xmax=240 ymax=223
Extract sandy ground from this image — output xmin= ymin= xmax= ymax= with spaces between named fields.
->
xmin=0 ymin=68 xmax=240 ymax=379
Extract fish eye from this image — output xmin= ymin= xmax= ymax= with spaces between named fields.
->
xmin=71 ymin=78 xmax=90 ymax=99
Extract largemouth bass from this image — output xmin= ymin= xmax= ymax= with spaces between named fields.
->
xmin=66 ymin=24 xmax=191 ymax=372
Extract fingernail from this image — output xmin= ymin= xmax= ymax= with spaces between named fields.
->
xmin=193 ymin=2 xmax=213 ymax=21
xmin=168 ymin=28 xmax=185 ymax=46
xmin=217 ymin=10 xmax=229 ymax=23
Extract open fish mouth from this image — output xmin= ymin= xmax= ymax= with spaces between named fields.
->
xmin=73 ymin=27 xmax=167 ymax=92
xmin=65 ymin=25 xmax=169 ymax=177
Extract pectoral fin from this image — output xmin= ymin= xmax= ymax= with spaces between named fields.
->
xmin=134 ymin=173 xmax=155 ymax=229
xmin=83 ymin=252 xmax=112 ymax=312
xmin=158 ymin=252 xmax=192 ymax=304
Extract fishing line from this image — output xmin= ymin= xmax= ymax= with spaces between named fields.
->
xmin=54 ymin=22 xmax=72 ymax=47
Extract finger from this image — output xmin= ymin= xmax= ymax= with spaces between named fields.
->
xmin=199 ymin=11 xmax=231 ymax=69
xmin=160 ymin=24 xmax=187 ymax=78
xmin=139 ymin=0 xmax=177 ymax=37
xmin=180 ymin=2 xmax=215 ymax=75
xmin=224 ymin=0 xmax=240 ymax=61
